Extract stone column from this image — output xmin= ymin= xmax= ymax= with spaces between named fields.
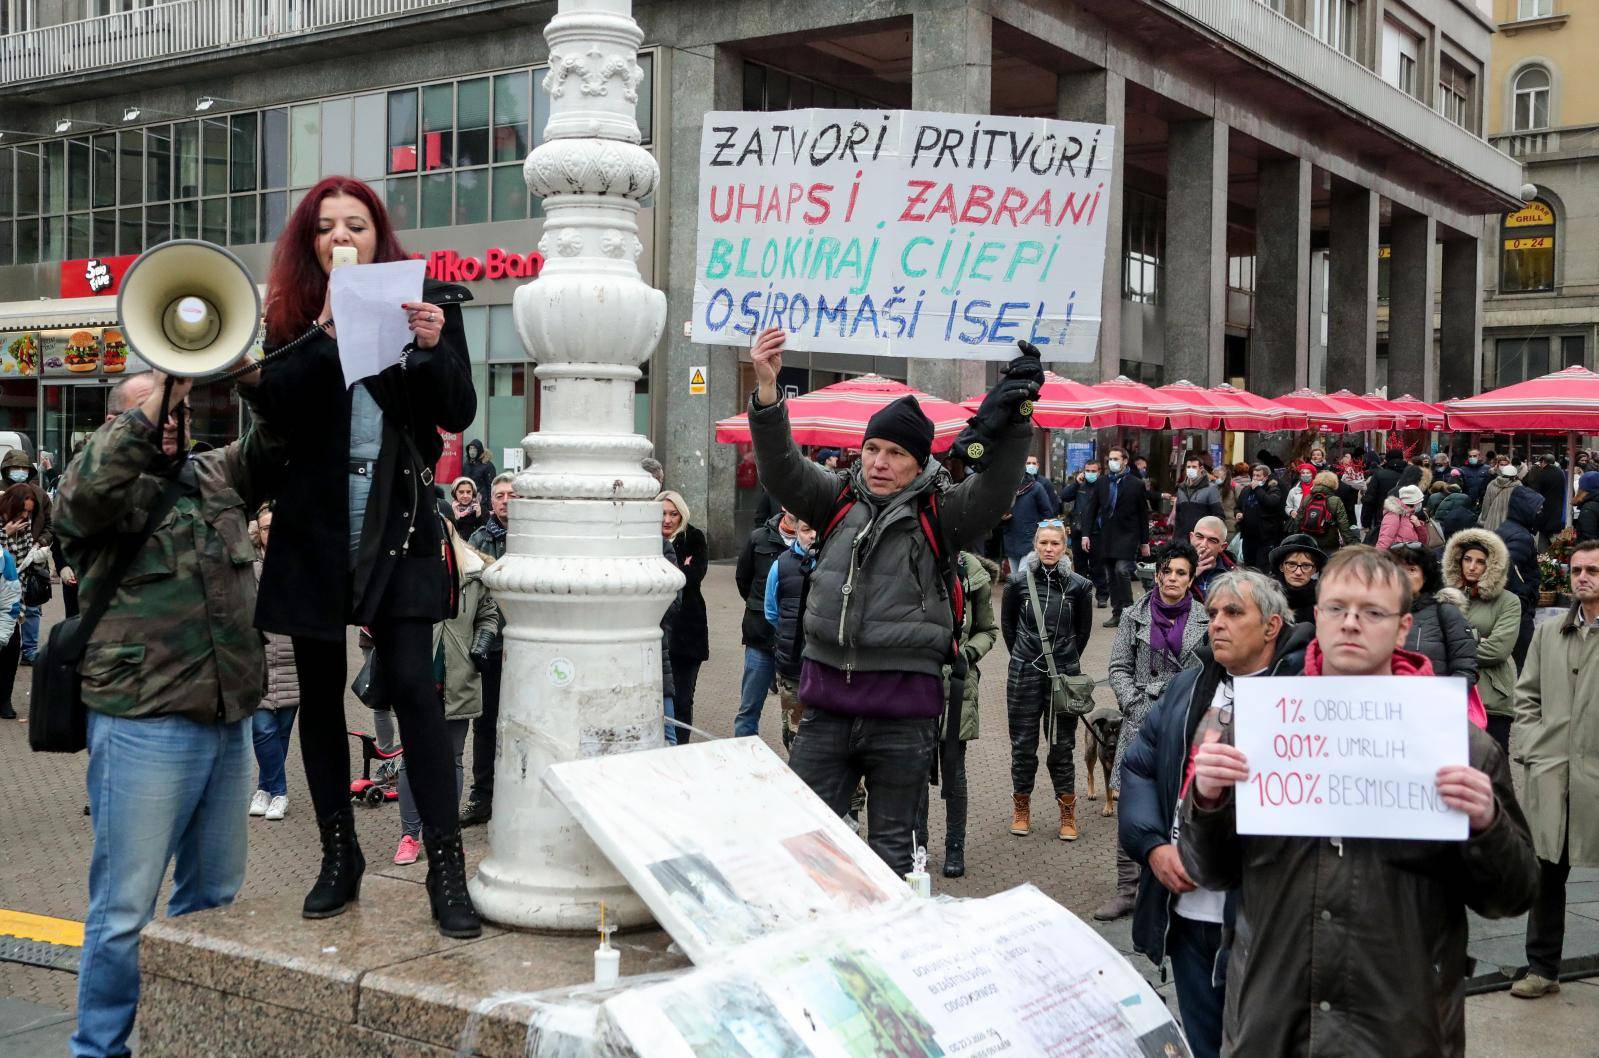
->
xmin=1057 ymin=69 xmax=1125 ymax=385
xmin=908 ymin=5 xmax=990 ymax=402
xmin=1438 ymin=232 xmax=1482 ymax=400
xmin=1388 ymin=207 xmax=1437 ymax=402
xmin=1326 ymin=184 xmax=1378 ymax=394
xmin=1163 ymin=118 xmax=1228 ymax=386
xmin=1251 ymin=157 xmax=1310 ymax=396
xmin=470 ymin=0 xmax=673 ymax=931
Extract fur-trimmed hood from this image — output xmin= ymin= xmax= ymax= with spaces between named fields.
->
xmin=1383 ymin=494 xmax=1418 ymax=517
xmin=1018 ymin=549 xmax=1074 ymax=576
xmin=1442 ymin=527 xmax=1510 ymax=600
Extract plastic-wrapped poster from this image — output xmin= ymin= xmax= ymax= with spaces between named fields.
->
xmin=600 ymin=885 xmax=1191 ymax=1058
xmin=544 ymin=738 xmax=911 ymax=965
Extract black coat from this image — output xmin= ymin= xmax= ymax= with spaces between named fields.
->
xmin=253 ymin=279 xmax=476 ymax=641
xmin=1077 ymin=470 xmax=1149 ymax=561
xmin=735 ymin=513 xmax=788 ymax=650
xmin=1525 ymin=464 xmax=1568 ymax=534
xmin=1404 ymin=591 xmax=1479 ymax=684
xmin=1363 ymin=455 xmax=1405 ymax=539
xmin=666 ymin=524 xmax=709 ymax=662
xmin=1576 ymin=497 xmax=1599 ymax=541
xmin=1497 ymin=485 xmax=1544 ymax=602
xmin=461 ymin=438 xmax=496 ymax=497
xmin=1238 ymin=479 xmax=1286 ymax=546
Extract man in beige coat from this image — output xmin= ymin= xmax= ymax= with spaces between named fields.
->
xmin=1511 ymin=538 xmax=1599 ymax=998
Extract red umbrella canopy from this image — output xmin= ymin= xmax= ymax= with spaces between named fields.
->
xmin=1090 ymin=375 xmax=1212 ymax=430
xmin=714 ymin=374 xmax=973 ymax=452
xmin=1204 ymin=382 xmax=1310 ymax=432
xmin=1446 ymin=365 xmax=1599 ymax=432
xmin=1150 ymin=380 xmax=1234 ymax=431
xmin=1325 ymin=389 xmax=1422 ymax=431
xmin=1273 ymin=388 xmax=1392 ymax=432
xmin=961 ymin=371 xmax=1162 ymax=430
xmin=1389 ymin=394 xmax=1447 ymax=430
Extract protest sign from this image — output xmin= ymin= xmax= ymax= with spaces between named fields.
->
xmin=1232 ymin=676 xmax=1469 ymax=840
xmin=692 ymin=109 xmax=1115 ymax=362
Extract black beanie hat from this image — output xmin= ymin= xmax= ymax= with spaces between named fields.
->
xmin=864 ymin=395 xmax=935 ymax=467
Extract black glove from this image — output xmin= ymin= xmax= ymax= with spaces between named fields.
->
xmin=951 ymin=340 xmax=1043 ymax=470
xmin=469 ymin=628 xmax=498 ymax=668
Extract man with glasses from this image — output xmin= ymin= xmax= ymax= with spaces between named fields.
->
xmin=1179 ymin=545 xmax=1537 ymax=1056
xmin=1509 ymin=539 xmax=1599 ymax=999
xmin=1188 ymin=516 xmax=1235 ymax=603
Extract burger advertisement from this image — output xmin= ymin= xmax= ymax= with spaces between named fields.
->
xmin=101 ymin=329 xmax=128 ymax=374
xmin=41 ymin=330 xmax=102 ymax=376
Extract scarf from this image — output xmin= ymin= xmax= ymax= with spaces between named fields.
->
xmin=1479 ymin=475 xmax=1517 ymax=532
xmin=1149 ymin=593 xmax=1191 ymax=662
xmin=452 ymin=498 xmax=478 ymax=520
xmin=478 ymin=514 xmax=507 ymax=543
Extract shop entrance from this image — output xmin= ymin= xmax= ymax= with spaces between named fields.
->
xmin=43 ymin=381 xmax=113 ymax=468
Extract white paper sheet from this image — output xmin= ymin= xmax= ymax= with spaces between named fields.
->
xmin=329 ymin=259 xmax=427 ymax=386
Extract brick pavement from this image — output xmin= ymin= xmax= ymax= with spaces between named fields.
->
xmin=1 ymin=562 xmax=1594 ymax=1055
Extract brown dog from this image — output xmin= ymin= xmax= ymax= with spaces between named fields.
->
xmin=1080 ymin=705 xmax=1123 ymax=817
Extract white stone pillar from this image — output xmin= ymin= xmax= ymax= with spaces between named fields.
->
xmin=469 ymin=0 xmax=672 ymax=931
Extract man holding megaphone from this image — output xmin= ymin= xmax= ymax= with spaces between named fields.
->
xmin=54 ymin=356 xmax=281 ymax=1058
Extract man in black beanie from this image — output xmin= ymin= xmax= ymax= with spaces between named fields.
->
xmin=746 ymin=326 xmax=1037 ymax=877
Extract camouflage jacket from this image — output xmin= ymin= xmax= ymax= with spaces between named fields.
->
xmin=54 ymin=401 xmax=285 ymax=724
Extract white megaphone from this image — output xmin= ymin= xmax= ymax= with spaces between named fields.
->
xmin=116 ymin=239 xmax=262 ymax=378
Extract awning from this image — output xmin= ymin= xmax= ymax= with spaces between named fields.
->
xmin=0 ymin=296 xmax=121 ymax=331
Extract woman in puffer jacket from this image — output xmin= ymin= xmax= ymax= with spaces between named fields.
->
xmin=393 ymin=523 xmax=502 ymax=866
xmin=1387 ymin=541 xmax=1478 ymax=685
xmin=250 ymin=507 xmax=299 ymax=821
xmin=1377 ymin=484 xmax=1430 ymax=550
xmin=1442 ymin=529 xmax=1521 ymax=752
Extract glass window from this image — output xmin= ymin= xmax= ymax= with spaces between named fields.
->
xmin=1313 ymin=0 xmax=1356 ymax=55
xmin=493 ymin=72 xmax=529 ymax=163
xmin=146 ymin=125 xmax=171 ymax=203
xmin=351 ymin=94 xmax=385 ymax=180
xmin=42 ymin=215 xmax=64 ymax=260
xmin=422 ymin=83 xmax=453 ymax=170
xmin=636 ymin=52 xmax=654 ymax=143
xmin=202 ymin=197 xmax=227 ymax=245
xmin=533 ymin=65 xmax=551 ymax=149
xmin=0 ymin=221 xmax=11 ymax=264
xmin=42 ymin=142 xmax=64 ymax=215
xmin=491 ymin=164 xmax=527 ymax=221
xmin=16 ymin=218 xmax=39 ymax=264
xmin=386 ymin=175 xmax=418 ymax=229
xmin=290 ymin=105 xmax=320 ymax=188
xmin=174 ymin=122 xmax=199 ymax=199
xmin=92 ymin=134 xmax=116 ymax=208
xmin=1563 ymin=334 xmax=1585 ymax=369
xmin=0 ymin=149 xmax=11 ymax=219
xmin=457 ymin=78 xmax=490 ymax=167
xmin=175 ymin=199 xmax=198 ymax=239
xmin=93 ymin=210 xmax=115 ymax=255
xmin=1514 ymin=66 xmax=1551 ymax=132
xmin=145 ymin=202 xmax=170 ymax=247
xmin=118 ymin=130 xmax=142 ymax=205
xmin=388 ymin=89 xmax=418 ymax=174
xmin=488 ymin=364 xmax=527 ymax=459
xmin=1518 ymin=0 xmax=1552 ymax=17
xmin=260 ymin=108 xmax=288 ymax=190
xmin=14 ymin=143 xmax=38 ymax=216
xmin=261 ymin=190 xmax=287 ymax=243
xmin=67 ymin=139 xmax=91 ymax=212
xmin=1497 ymin=337 xmax=1548 ymax=387
xmin=230 ymin=113 xmax=257 ymax=193
xmin=1438 ymin=59 xmax=1472 ymax=129
xmin=790 ymin=75 xmax=813 ymax=110
xmin=743 ymin=63 xmax=765 ymax=110
xmin=460 ymin=304 xmax=488 ymax=363
xmin=321 ymin=97 xmax=352 ymax=178
xmin=230 ymin=194 xmax=257 ymax=244
xmin=1500 ymin=199 xmax=1556 ymax=294
xmin=465 ymin=362 xmax=488 ymax=445
xmin=201 ymin=118 xmax=228 ymax=197
xmin=1122 ymin=189 xmax=1164 ymax=305
xmin=118 ymin=206 xmax=142 ymax=254
xmin=487 ymin=304 xmax=519 ymax=357
xmin=455 ymin=168 xmax=488 ymax=225
xmin=421 ymin=172 xmax=451 ymax=227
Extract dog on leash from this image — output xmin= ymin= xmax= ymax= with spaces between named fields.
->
xmin=1080 ymin=704 xmax=1123 ymax=816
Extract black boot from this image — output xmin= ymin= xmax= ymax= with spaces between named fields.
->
xmin=423 ymin=826 xmax=482 ymax=939
xmin=303 ymin=809 xmax=364 ymax=919
xmin=942 ymin=793 xmax=967 ymax=878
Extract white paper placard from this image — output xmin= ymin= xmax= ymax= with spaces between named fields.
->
xmin=328 ymin=258 xmax=427 ymax=386
xmin=1233 ymin=676 xmax=1469 ymax=840
xmin=692 ymin=109 xmax=1115 ymax=362
xmin=544 ymin=737 xmax=911 ymax=965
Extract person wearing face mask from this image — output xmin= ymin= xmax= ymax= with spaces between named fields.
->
xmin=1001 ymin=454 xmax=1061 ymax=573
xmin=1078 ymin=447 xmax=1152 ymax=628
xmin=1170 ymin=455 xmax=1223 ymax=542
xmin=251 ymin=176 xmax=481 ymax=938
xmin=1236 ymin=464 xmax=1285 ymax=570
xmin=1479 ymin=457 xmax=1523 ymax=532
xmin=1060 ymin=460 xmax=1109 ymax=608
xmin=1458 ymin=449 xmax=1491 ymax=506
xmin=1282 ymin=461 xmax=1317 ymax=523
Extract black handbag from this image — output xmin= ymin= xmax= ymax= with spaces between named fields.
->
xmin=20 ymin=562 xmax=51 ymax=607
xmin=29 ymin=480 xmax=184 ymax=753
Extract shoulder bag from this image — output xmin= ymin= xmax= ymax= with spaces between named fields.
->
xmin=1025 ymin=568 xmax=1097 ymax=742
xmin=29 ymin=479 xmax=185 ymax=753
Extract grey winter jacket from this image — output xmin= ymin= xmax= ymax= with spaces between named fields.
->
xmin=1403 ymin=589 xmax=1479 ymax=685
xmin=1172 ymin=479 xmax=1223 ymax=540
xmin=747 ymin=394 xmax=1030 ymax=678
xmin=255 ymin=560 xmax=298 ymax=712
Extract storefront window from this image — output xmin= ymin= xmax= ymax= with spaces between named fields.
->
xmin=146 ymin=125 xmax=170 ymax=203
xmin=421 ymin=172 xmax=451 ymax=228
xmin=260 ymin=191 xmax=286 ymax=244
xmin=14 ymin=144 xmax=37 ymax=215
xmin=230 ymin=195 xmax=257 ymax=245
xmin=320 ymin=97 xmax=352 ymax=178
xmin=387 ymin=89 xmax=418 ymax=174
xmin=454 ymin=169 xmax=487 ymax=225
xmin=145 ymin=202 xmax=169 ymax=248
xmin=458 ymin=78 xmax=490 ymax=168
xmin=492 ymin=72 xmax=529 ymax=163
xmin=175 ymin=199 xmax=197 ymax=240
xmin=92 ymin=210 xmax=114 ymax=255
xmin=422 ymin=83 xmax=454 ymax=170
xmin=261 ymin=108 xmax=288 ymax=190
xmin=1500 ymin=198 xmax=1555 ymax=294
xmin=92 ymin=134 xmax=115 ymax=209
xmin=0 ymin=148 xmax=13 ymax=220
xmin=42 ymin=216 xmax=62 ymax=260
xmin=386 ymin=175 xmax=418 ymax=229
xmin=351 ymin=94 xmax=385 ymax=180
xmin=118 ymin=207 xmax=141 ymax=255
xmin=118 ymin=130 xmax=142 ymax=205
xmin=488 ymin=363 xmax=526 ymax=459
xmin=289 ymin=105 xmax=319 ymax=188
xmin=42 ymin=142 xmax=63 ymax=215
xmin=0 ymin=222 xmax=11 ymax=264
xmin=17 ymin=218 xmax=39 ymax=264
xmin=174 ymin=121 xmax=199 ymax=199
xmin=201 ymin=197 xmax=226 ymax=245
xmin=67 ymin=139 xmax=90 ymax=212
xmin=491 ymin=164 xmax=526 ymax=222
xmin=1497 ymin=337 xmax=1549 ymax=387
xmin=201 ymin=118 xmax=228 ymax=197
xmin=230 ymin=113 xmax=257 ymax=193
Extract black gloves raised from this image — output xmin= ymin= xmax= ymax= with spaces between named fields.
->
xmin=951 ymin=340 xmax=1043 ymax=470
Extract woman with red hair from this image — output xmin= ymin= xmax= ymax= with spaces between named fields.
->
xmin=251 ymin=176 xmax=481 ymax=938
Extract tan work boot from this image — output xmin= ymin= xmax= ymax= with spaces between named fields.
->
xmin=1010 ymin=794 xmax=1031 ymax=836
xmin=1510 ymin=973 xmax=1560 ymax=999
xmin=1057 ymin=793 xmax=1079 ymax=841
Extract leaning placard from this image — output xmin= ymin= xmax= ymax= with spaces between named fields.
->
xmin=693 ymin=109 xmax=1115 ymax=362
xmin=544 ymin=737 xmax=911 ymax=965
xmin=1232 ymin=676 xmax=1469 ymax=840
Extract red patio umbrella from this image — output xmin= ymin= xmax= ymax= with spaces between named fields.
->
xmin=1445 ymin=365 xmax=1599 ymax=432
xmin=1324 ymin=389 xmax=1422 ymax=431
xmin=714 ymin=374 xmax=972 ymax=452
xmin=1273 ymin=388 xmax=1392 ymax=432
xmin=1204 ymin=382 xmax=1310 ymax=432
xmin=1389 ymin=394 xmax=1447 ymax=430
xmin=1150 ymin=380 xmax=1236 ymax=431
xmin=1088 ymin=376 xmax=1213 ymax=430
xmin=960 ymin=372 xmax=1163 ymax=430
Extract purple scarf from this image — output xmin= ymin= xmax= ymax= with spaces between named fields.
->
xmin=1149 ymin=594 xmax=1191 ymax=662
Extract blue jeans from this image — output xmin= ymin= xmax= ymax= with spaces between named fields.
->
xmin=734 ymin=647 xmax=776 ymax=738
xmin=250 ymin=707 xmax=298 ymax=797
xmin=1168 ymin=913 xmax=1226 ymax=1058
xmin=663 ymin=695 xmax=677 ymax=746
xmin=20 ymin=603 xmax=40 ymax=660
xmin=74 ymin=711 xmax=251 ymax=1058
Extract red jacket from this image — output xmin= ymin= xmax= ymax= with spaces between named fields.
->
xmin=1303 ymin=639 xmax=1487 ymax=729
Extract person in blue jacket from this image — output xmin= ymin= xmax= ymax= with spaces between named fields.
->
xmin=1001 ymin=456 xmax=1059 ymax=571
xmin=0 ymin=545 xmax=20 ymax=720
xmin=1117 ymin=569 xmax=1311 ymax=1058
xmin=765 ymin=520 xmax=818 ymax=750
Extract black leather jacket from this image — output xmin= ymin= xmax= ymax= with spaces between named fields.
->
xmin=1000 ymin=554 xmax=1094 ymax=671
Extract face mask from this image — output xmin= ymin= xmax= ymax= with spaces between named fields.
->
xmin=1300 ymin=472 xmax=1312 ymax=483
xmin=1500 ymin=465 xmax=1518 ymax=478
xmin=1186 ymin=468 xmax=1201 ymax=482
xmin=6 ymin=470 xmax=26 ymax=483
xmin=1468 ymin=457 xmax=1479 ymax=465
xmin=1107 ymin=459 xmax=1123 ymax=473
xmin=1025 ymin=464 xmax=1038 ymax=475
xmin=1084 ymin=472 xmax=1099 ymax=484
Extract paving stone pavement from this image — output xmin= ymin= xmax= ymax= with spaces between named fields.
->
xmin=0 ymin=562 xmax=1594 ymax=1054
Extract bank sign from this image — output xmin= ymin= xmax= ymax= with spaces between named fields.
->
xmin=415 ymin=247 xmax=544 ymax=283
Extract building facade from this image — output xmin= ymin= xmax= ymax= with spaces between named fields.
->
xmin=0 ymin=0 xmax=1520 ymax=550
xmin=1480 ymin=0 xmax=1598 ymax=393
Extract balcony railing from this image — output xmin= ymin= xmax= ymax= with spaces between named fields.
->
xmin=0 ymin=0 xmax=474 ymax=86
xmin=1492 ymin=124 xmax=1599 ymax=159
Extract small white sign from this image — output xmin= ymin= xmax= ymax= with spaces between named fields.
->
xmin=548 ymin=657 xmax=575 ymax=688
xmin=502 ymin=446 xmax=524 ymax=472
xmin=1233 ymin=676 xmax=1469 ymax=841
xmin=688 ymin=365 xmax=707 ymax=395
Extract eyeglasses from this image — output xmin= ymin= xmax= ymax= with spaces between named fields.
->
xmin=1281 ymin=560 xmax=1316 ymax=573
xmin=1038 ymin=519 xmax=1065 ymax=528
xmin=1316 ymin=603 xmax=1403 ymax=625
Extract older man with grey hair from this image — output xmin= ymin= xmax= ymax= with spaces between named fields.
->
xmin=1115 ymin=568 xmax=1312 ymax=1058
xmin=1189 ymin=514 xmax=1236 ymax=603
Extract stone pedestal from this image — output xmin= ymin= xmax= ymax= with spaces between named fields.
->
xmin=136 ymin=874 xmax=687 ymax=1057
